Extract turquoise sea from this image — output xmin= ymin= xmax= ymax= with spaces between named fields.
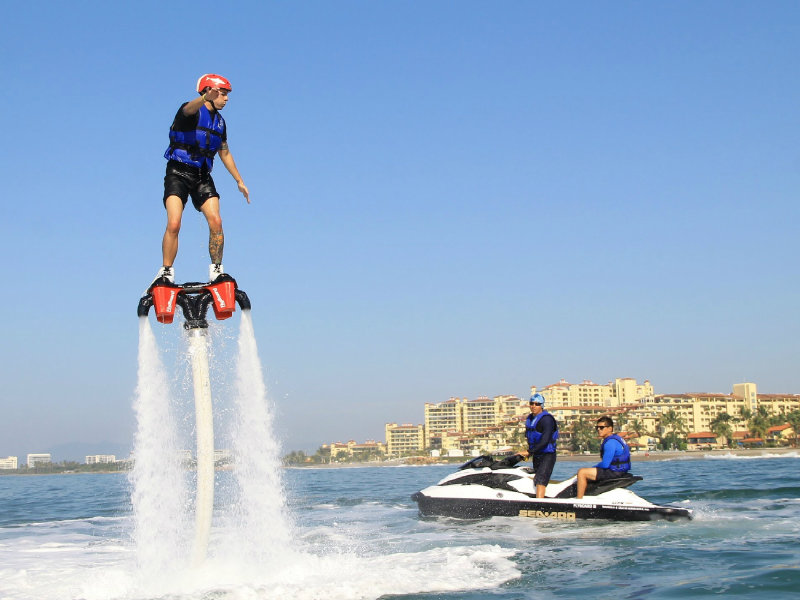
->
xmin=1 ymin=453 xmax=798 ymax=599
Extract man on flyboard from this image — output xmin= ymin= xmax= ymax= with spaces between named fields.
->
xmin=151 ymin=74 xmax=250 ymax=288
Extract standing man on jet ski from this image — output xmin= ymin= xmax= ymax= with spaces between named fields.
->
xmin=152 ymin=73 xmax=251 ymax=287
xmin=576 ymin=416 xmax=631 ymax=499
xmin=521 ymin=393 xmax=559 ymax=498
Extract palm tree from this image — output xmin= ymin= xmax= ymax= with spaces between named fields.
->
xmin=736 ymin=406 xmax=752 ymax=435
xmin=313 ymin=445 xmax=331 ymax=464
xmin=785 ymin=410 xmax=800 ymax=448
xmin=658 ymin=409 xmax=688 ymax=450
xmin=283 ymin=450 xmax=307 ymax=465
xmin=769 ymin=411 xmax=785 ymax=426
xmin=624 ymin=418 xmax=649 ymax=449
xmin=710 ymin=412 xmax=734 ymax=448
xmin=569 ymin=417 xmax=600 ymax=454
xmin=509 ymin=423 xmax=526 ymax=448
xmin=748 ymin=406 xmax=771 ymax=445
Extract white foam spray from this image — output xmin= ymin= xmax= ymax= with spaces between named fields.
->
xmin=222 ymin=310 xmax=293 ymax=563
xmin=130 ymin=309 xmax=294 ymax=580
xmin=129 ymin=316 xmax=190 ymax=574
xmin=17 ymin=311 xmax=523 ymax=599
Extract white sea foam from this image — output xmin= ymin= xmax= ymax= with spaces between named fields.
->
xmin=703 ymin=451 xmax=799 ymax=460
xmin=0 ymin=529 xmax=519 ymax=600
xmin=129 ymin=317 xmax=191 ymax=574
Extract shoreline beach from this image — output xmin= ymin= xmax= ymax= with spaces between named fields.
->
xmin=289 ymin=446 xmax=798 ymax=468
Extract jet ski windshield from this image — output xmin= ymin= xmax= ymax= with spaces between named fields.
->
xmin=458 ymin=454 xmax=525 ymax=471
xmin=458 ymin=455 xmax=495 ymax=470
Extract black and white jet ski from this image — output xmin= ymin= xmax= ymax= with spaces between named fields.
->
xmin=411 ymin=455 xmax=692 ymax=522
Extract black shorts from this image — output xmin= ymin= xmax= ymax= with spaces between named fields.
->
xmin=595 ymin=468 xmax=628 ymax=482
xmin=163 ymin=161 xmax=219 ymax=212
xmin=531 ymin=452 xmax=557 ymax=487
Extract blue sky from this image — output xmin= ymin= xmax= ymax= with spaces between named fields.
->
xmin=2 ymin=2 xmax=799 ymax=457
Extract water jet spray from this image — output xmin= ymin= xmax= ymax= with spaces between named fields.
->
xmin=137 ymin=274 xmax=251 ymax=565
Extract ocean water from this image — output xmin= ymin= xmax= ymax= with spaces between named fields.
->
xmin=5 ymin=314 xmax=796 ymax=599
xmin=1 ymin=453 xmax=798 ymax=600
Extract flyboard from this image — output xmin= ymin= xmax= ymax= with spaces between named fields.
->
xmin=137 ymin=274 xmax=251 ymax=564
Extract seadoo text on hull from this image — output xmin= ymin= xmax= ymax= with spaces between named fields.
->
xmin=411 ymin=455 xmax=692 ymax=522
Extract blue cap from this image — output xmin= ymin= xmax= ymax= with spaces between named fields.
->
xmin=530 ymin=393 xmax=545 ymax=406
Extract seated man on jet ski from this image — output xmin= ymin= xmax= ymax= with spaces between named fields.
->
xmin=519 ymin=393 xmax=558 ymax=498
xmin=576 ymin=416 xmax=631 ymax=499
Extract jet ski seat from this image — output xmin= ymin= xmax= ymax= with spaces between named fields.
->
xmin=555 ymin=473 xmax=643 ymax=499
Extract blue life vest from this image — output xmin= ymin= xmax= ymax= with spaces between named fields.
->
xmin=600 ymin=433 xmax=631 ymax=472
xmin=164 ymin=104 xmax=226 ymax=171
xmin=525 ymin=411 xmax=558 ymax=454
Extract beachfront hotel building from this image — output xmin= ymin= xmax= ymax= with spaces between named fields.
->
xmin=546 ymin=404 xmax=619 ymax=432
xmin=733 ymin=382 xmax=758 ymax=412
xmin=214 ymin=449 xmax=232 ymax=464
xmin=438 ymin=420 xmax=524 ymax=455
xmin=535 ymin=381 xmax=798 ymax=446
xmin=462 ymin=396 xmax=501 ymax=431
xmin=0 ymin=456 xmax=18 ymax=469
xmin=537 ymin=378 xmax=655 ymax=408
xmin=85 ymin=455 xmax=116 ymax=464
xmin=418 ymin=380 xmax=797 ymax=454
xmin=423 ymin=398 xmax=463 ymax=448
xmin=636 ymin=385 xmax=800 ymax=432
xmin=423 ymin=395 xmax=527 ymax=449
xmin=334 ymin=379 xmax=797 ymax=460
xmin=27 ymin=453 xmax=52 ymax=468
xmin=385 ymin=423 xmax=425 ymax=457
xmin=330 ymin=440 xmax=387 ymax=461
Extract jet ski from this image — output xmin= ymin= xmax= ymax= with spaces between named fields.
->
xmin=411 ymin=455 xmax=692 ymax=522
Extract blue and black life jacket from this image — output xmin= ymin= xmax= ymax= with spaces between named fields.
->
xmin=600 ymin=433 xmax=631 ymax=472
xmin=164 ymin=105 xmax=226 ymax=171
xmin=525 ymin=411 xmax=558 ymax=454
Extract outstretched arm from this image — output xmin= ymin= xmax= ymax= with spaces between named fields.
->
xmin=182 ymin=88 xmax=221 ymax=116
xmin=217 ymin=144 xmax=250 ymax=203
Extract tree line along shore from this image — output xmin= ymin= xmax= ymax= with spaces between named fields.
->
xmin=2 ymin=447 xmax=796 ymax=475
xmin=284 ymin=447 xmax=798 ymax=468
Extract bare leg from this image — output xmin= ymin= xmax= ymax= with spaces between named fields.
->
xmin=200 ymin=196 xmax=224 ymax=263
xmin=535 ymin=484 xmax=546 ymax=498
xmin=162 ymin=195 xmax=185 ymax=267
xmin=576 ymin=467 xmax=598 ymax=499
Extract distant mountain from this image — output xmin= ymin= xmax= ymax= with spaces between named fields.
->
xmin=47 ymin=441 xmax=132 ymax=463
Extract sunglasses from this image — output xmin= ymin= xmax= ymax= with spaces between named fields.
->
xmin=530 ymin=402 xmax=543 ymax=406
xmin=595 ymin=425 xmax=610 ymax=430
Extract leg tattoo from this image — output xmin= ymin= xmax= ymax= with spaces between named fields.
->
xmin=209 ymin=231 xmax=224 ymax=264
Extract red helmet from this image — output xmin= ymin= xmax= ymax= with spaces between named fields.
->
xmin=196 ymin=74 xmax=232 ymax=93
